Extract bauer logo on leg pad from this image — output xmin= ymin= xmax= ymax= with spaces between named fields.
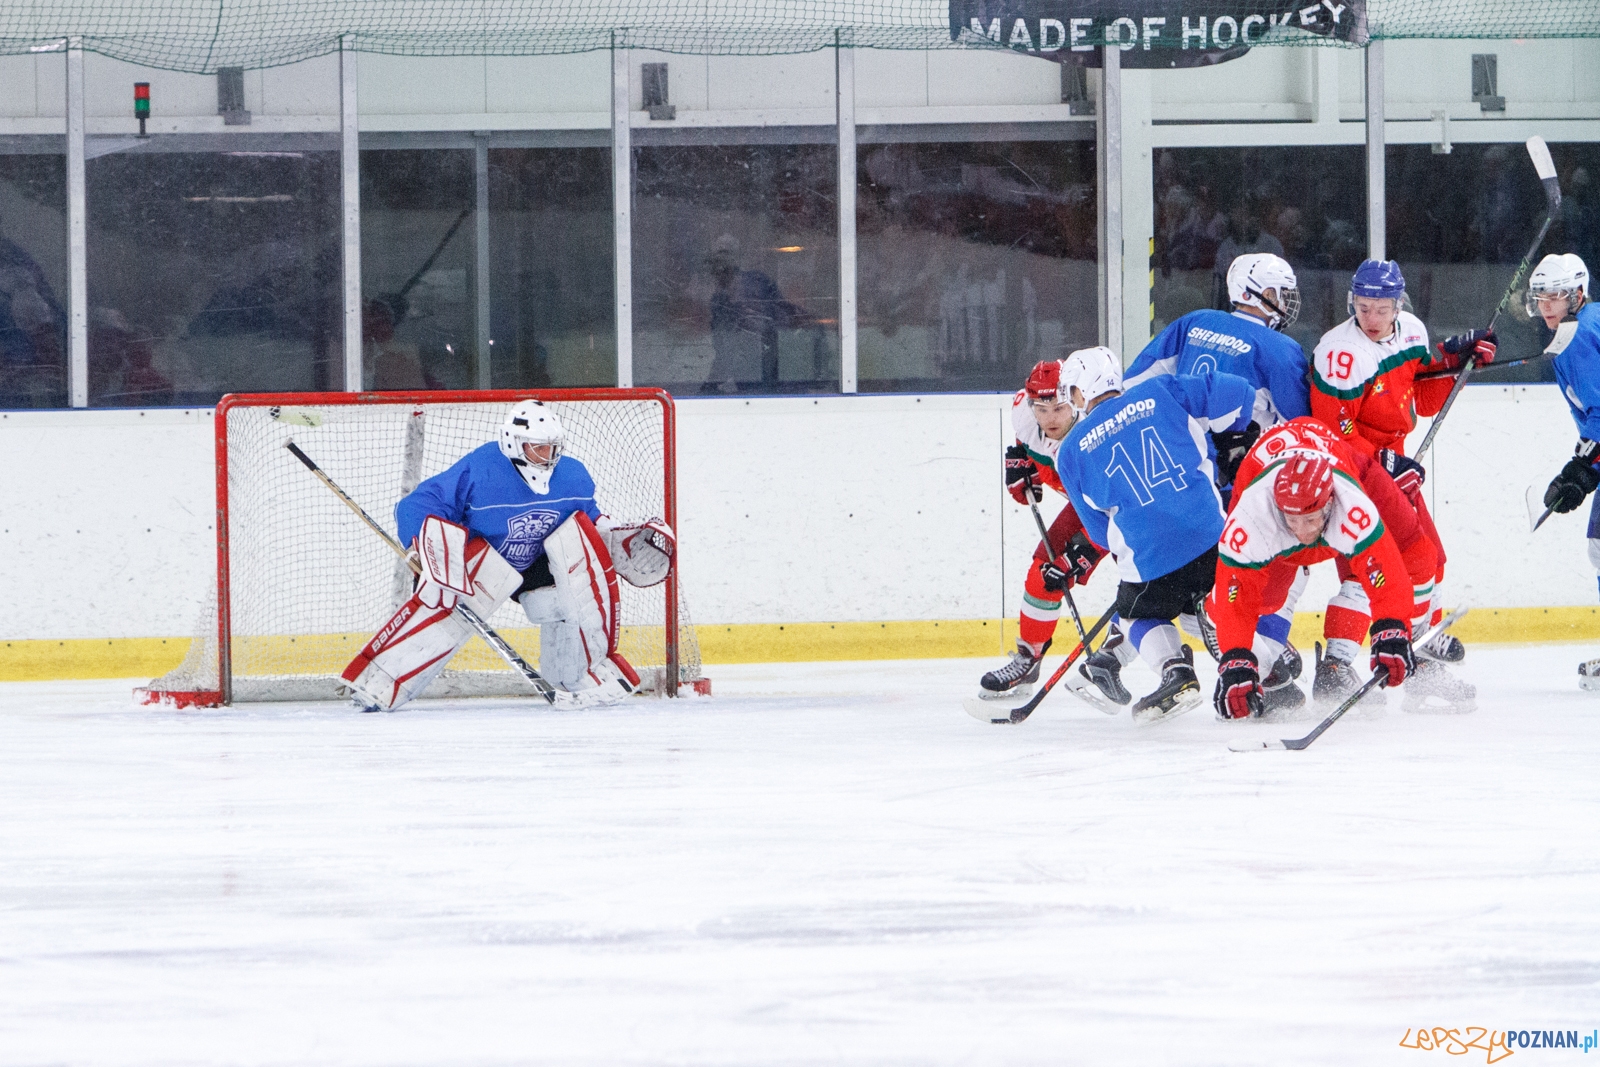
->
xmin=419 ymin=515 xmax=473 ymax=596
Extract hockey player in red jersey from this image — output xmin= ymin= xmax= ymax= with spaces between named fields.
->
xmin=1307 ymin=259 xmax=1490 ymax=696
xmin=979 ymin=359 xmax=1134 ymax=704
xmin=1208 ymin=419 xmax=1474 ymax=716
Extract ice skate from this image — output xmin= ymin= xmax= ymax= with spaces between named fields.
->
xmin=1078 ymin=627 xmax=1133 ymax=706
xmin=1312 ymin=642 xmax=1363 ymax=708
xmin=1581 ymin=657 xmax=1600 ymax=692
xmin=978 ymin=640 xmax=1045 ymax=701
xmin=1132 ymin=646 xmax=1201 ymax=725
xmin=1259 ymin=647 xmax=1308 ymax=720
xmin=1401 ymin=659 xmax=1476 ymax=714
xmin=1418 ymin=630 xmax=1466 ymax=663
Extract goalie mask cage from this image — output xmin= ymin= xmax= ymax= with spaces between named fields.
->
xmin=140 ymin=388 xmax=705 ymax=707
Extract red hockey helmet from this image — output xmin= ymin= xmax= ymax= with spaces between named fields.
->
xmin=1273 ymin=453 xmax=1335 ymax=515
xmin=1024 ymin=359 xmax=1063 ymax=402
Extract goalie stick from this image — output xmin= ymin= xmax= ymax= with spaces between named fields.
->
xmin=1025 ymin=499 xmax=1117 ymax=715
xmin=1415 ymin=137 xmax=1561 ymax=460
xmin=1226 ymin=608 xmax=1468 ymax=752
xmin=965 ymin=604 xmax=1116 ymax=724
xmin=283 ymin=440 xmax=563 ymax=705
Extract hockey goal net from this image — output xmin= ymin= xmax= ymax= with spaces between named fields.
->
xmin=140 ymin=389 xmax=706 ymax=707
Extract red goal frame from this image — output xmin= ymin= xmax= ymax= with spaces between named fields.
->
xmin=199 ymin=388 xmax=681 ymax=706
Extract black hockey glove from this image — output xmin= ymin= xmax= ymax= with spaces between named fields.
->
xmin=1213 ymin=648 xmax=1263 ymax=720
xmin=1377 ymin=448 xmax=1426 ymax=498
xmin=1544 ymin=439 xmax=1600 ymax=514
xmin=1040 ymin=531 xmax=1103 ymax=593
xmin=1436 ymin=328 xmax=1497 ymax=367
xmin=1368 ymin=618 xmax=1415 ymax=687
xmin=1211 ymin=421 xmax=1261 ymax=487
xmin=1005 ymin=443 xmax=1042 ymax=505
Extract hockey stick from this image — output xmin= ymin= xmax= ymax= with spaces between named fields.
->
xmin=1023 ymin=499 xmax=1119 ymax=714
xmin=283 ymin=440 xmax=561 ymax=705
xmin=1526 ymin=485 xmax=1555 ymax=532
xmin=1227 ymin=607 xmax=1468 ymax=752
xmin=965 ymin=604 xmax=1116 ymax=725
xmin=1415 ymin=137 xmax=1561 ymax=460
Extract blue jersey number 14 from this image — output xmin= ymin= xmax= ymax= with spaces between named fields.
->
xmin=1105 ymin=426 xmax=1190 ymax=506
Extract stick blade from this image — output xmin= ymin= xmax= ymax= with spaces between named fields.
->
xmin=1228 ymin=737 xmax=1287 ymax=752
xmin=1526 ymin=135 xmax=1557 ymax=181
xmin=964 ymin=696 xmax=1022 ymax=724
xmin=1526 ymin=484 xmax=1552 ymax=532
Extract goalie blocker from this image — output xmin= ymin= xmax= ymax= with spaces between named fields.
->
xmin=344 ymin=511 xmax=675 ymax=711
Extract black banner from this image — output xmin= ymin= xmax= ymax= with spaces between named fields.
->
xmin=948 ymin=0 xmax=1366 ymax=69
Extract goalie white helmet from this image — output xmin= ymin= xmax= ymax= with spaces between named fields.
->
xmin=1525 ymin=253 xmax=1590 ymax=317
xmin=499 ymin=400 xmax=566 ymax=493
xmin=1227 ymin=253 xmax=1301 ymax=331
xmin=1058 ymin=345 xmax=1124 ymax=419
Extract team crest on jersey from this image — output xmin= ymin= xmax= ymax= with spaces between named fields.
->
xmin=1227 ymin=578 xmax=1239 ymax=604
xmin=1340 ymin=418 xmax=1355 ymax=436
xmin=1366 ymin=558 xmax=1386 ymax=588
xmin=1372 ymin=379 xmax=1386 ymax=395
xmin=501 ymin=509 xmax=563 ymax=568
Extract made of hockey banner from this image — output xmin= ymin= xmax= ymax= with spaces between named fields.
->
xmin=949 ymin=1 xmax=1367 ymax=68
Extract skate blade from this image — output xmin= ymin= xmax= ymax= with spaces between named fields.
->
xmin=1131 ymin=686 xmax=1202 ymax=726
xmin=1063 ymin=675 xmax=1120 ymax=716
xmin=1401 ymin=695 xmax=1477 ymax=715
xmin=975 ymin=683 xmax=1033 ymax=702
xmin=964 ymin=696 xmax=1026 ymax=723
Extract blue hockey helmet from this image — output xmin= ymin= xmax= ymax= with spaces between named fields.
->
xmin=1348 ymin=259 xmax=1408 ymax=318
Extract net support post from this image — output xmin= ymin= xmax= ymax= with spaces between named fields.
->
xmin=474 ymin=134 xmax=491 ymax=389
xmin=1096 ymin=44 xmax=1123 ymax=357
xmin=836 ymin=33 xmax=857 ymax=394
xmin=1365 ymin=41 xmax=1385 ymax=261
xmin=612 ymin=34 xmax=634 ymax=388
xmin=340 ymin=37 xmax=363 ymax=391
xmin=65 ymin=38 xmax=87 ymax=408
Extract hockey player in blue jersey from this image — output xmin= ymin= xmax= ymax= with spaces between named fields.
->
xmin=1050 ymin=346 xmax=1258 ymax=722
xmin=1122 ymin=252 xmax=1312 ymax=713
xmin=1532 ymin=253 xmax=1600 ymax=690
xmin=342 ymin=400 xmax=676 ymax=711
xmin=1126 ymin=252 xmax=1310 ymax=428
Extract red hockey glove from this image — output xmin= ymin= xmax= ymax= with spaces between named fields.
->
xmin=1213 ymin=648 xmax=1263 ymax=720
xmin=1377 ymin=448 xmax=1426 ymax=498
xmin=1437 ymin=328 xmax=1496 ymax=368
xmin=1040 ymin=531 xmax=1103 ymax=593
xmin=1005 ymin=443 xmax=1042 ymax=505
xmin=1368 ymin=618 xmax=1415 ymax=687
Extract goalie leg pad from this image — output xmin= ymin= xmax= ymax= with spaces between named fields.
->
xmin=342 ymin=538 xmax=523 ymax=711
xmin=521 ymin=512 xmax=639 ymax=695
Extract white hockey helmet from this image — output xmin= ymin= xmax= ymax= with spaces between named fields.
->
xmin=1525 ymin=253 xmax=1590 ymax=317
xmin=499 ymin=399 xmax=566 ymax=493
xmin=1058 ymin=345 xmax=1124 ymax=419
xmin=1227 ymin=252 xmax=1301 ymax=331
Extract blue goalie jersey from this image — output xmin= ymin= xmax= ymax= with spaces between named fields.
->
xmin=395 ymin=442 xmax=601 ymax=573
xmin=1055 ymin=370 xmax=1255 ymax=584
xmin=1553 ymin=303 xmax=1600 ymax=443
xmin=1125 ymin=308 xmax=1310 ymax=428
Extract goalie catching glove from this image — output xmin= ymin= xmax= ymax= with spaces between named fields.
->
xmin=1004 ymin=443 xmax=1043 ymax=505
xmin=1040 ymin=531 xmax=1104 ymax=592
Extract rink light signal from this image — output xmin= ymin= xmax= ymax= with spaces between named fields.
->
xmin=134 ymin=82 xmax=150 ymax=137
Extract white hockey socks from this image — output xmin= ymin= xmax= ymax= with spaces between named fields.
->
xmin=341 ymin=536 xmax=522 ymax=711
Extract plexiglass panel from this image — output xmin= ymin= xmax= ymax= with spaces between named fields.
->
xmin=1388 ymin=142 xmax=1600 ymax=383
xmin=360 ymin=148 xmax=477 ymax=390
xmin=86 ymin=134 xmax=341 ymax=407
xmin=1152 ymin=145 xmax=1365 ymax=357
xmin=0 ymin=141 xmax=67 ymax=409
xmin=856 ymin=126 xmax=1097 ymax=392
xmin=488 ymin=146 xmax=615 ymax=387
xmin=632 ymin=130 xmax=839 ymax=395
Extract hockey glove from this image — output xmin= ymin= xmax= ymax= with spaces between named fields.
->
xmin=1368 ymin=618 xmax=1415 ymax=687
xmin=1210 ymin=421 xmax=1261 ymax=487
xmin=1004 ymin=443 xmax=1043 ymax=505
xmin=1377 ymin=448 xmax=1426 ymax=498
xmin=1213 ymin=648 xmax=1263 ymax=720
xmin=1436 ymin=328 xmax=1497 ymax=367
xmin=1544 ymin=439 xmax=1600 ymax=514
xmin=1040 ymin=531 xmax=1103 ymax=593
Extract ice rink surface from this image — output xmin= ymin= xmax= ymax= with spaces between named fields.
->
xmin=2 ymin=646 xmax=1597 ymax=1066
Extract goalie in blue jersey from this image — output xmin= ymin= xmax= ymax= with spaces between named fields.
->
xmin=1050 ymin=346 xmax=1259 ymax=723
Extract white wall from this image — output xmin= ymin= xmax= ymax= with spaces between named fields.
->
xmin=1 ymin=387 xmax=1592 ymax=643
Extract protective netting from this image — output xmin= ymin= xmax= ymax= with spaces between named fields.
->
xmin=146 ymin=392 xmax=702 ymax=703
xmin=0 ymin=1 xmax=1589 ymax=75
